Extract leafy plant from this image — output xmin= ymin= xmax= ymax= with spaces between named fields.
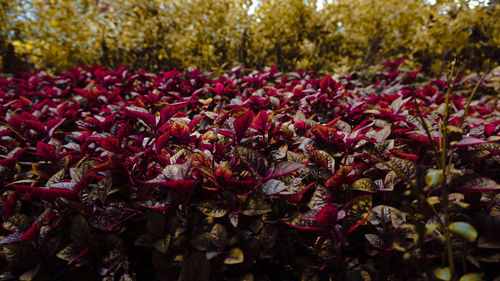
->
xmin=0 ymin=63 xmax=499 ymax=280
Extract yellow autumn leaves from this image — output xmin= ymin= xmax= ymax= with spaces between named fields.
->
xmin=1 ymin=0 xmax=499 ymax=75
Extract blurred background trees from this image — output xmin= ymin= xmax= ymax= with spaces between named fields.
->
xmin=1 ymin=0 xmax=498 ymax=76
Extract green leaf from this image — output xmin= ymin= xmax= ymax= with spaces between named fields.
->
xmin=241 ymin=196 xmax=272 ymax=216
xmin=434 ymin=267 xmax=451 ymax=281
xmin=374 ymin=139 xmax=395 ymax=154
xmin=190 ymin=233 xmax=213 ymax=251
xmin=19 ymin=262 xmax=41 ymax=281
xmin=425 ymin=222 xmax=441 ymax=237
xmin=459 ymin=273 xmax=483 ymax=281
xmin=210 ymin=224 xmax=228 ymax=249
xmin=449 ymin=222 xmax=478 ymax=242
xmin=71 ymin=214 xmax=91 ymax=247
xmin=342 ymin=195 xmax=373 ymax=233
xmin=390 ymin=157 xmax=416 ymax=179
xmin=56 ymin=243 xmax=80 ymax=262
xmin=238 ymin=273 xmax=254 ymax=281
xmin=72 ymin=160 xmax=91 ymax=183
xmin=307 ymin=184 xmax=330 ymax=210
xmin=46 ymin=169 xmax=65 ymax=186
xmin=179 ymin=252 xmax=209 ymax=281
xmin=224 ymin=247 xmax=244 ymax=264
xmin=197 ymin=201 xmax=228 ymax=218
xmin=31 ymin=163 xmax=58 ymax=178
xmin=300 ymin=268 xmax=320 ymax=281
xmin=147 ymin=212 xmax=165 ymax=236
xmin=262 ymin=179 xmax=287 ymax=195
xmin=368 ymin=205 xmax=400 ymax=228
xmin=4 ymin=214 xmax=30 ymax=232
xmin=154 ymin=234 xmax=171 ymax=254
xmin=426 ymin=169 xmax=444 ymax=187
xmin=119 ymin=273 xmax=134 ymax=281
xmin=308 ymin=149 xmax=335 ymax=174
xmin=134 ymin=233 xmax=156 ymax=247
xmin=238 ymin=146 xmax=268 ymax=176
xmin=351 ymin=178 xmax=377 ymax=193
xmin=426 ymin=196 xmax=441 ymax=206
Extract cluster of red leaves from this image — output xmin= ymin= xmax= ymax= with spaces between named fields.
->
xmin=0 ymin=62 xmax=499 ymax=280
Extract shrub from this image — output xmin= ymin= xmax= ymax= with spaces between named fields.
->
xmin=0 ymin=61 xmax=499 ymax=280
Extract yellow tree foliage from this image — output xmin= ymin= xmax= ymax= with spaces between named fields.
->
xmin=1 ymin=0 xmax=498 ymax=75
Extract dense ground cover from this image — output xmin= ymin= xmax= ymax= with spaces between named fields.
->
xmin=0 ymin=61 xmax=499 ymax=280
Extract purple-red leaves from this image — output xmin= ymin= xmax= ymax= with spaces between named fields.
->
xmin=315 ymin=204 xmax=339 ymax=226
xmin=252 ymin=110 xmax=269 ymax=133
xmin=381 ymin=56 xmax=407 ymax=69
xmin=101 ymin=137 xmax=122 ymax=154
xmin=159 ymin=101 xmax=188 ymax=127
xmin=264 ymin=161 xmax=303 ymax=180
xmin=170 ymin=121 xmax=190 ymax=144
xmin=233 ymin=109 xmax=255 ymax=141
xmin=160 ymin=180 xmax=196 ymax=197
xmin=215 ymin=83 xmax=225 ymax=96
xmin=36 ymin=141 xmax=56 ymax=162
xmin=215 ymin=106 xmax=248 ymax=126
xmin=124 ymin=106 xmax=156 ymax=127
xmin=325 ymin=165 xmax=354 ymax=188
xmin=215 ymin=166 xmax=233 ymax=181
xmin=1 ymin=65 xmax=499 ymax=281
xmin=9 ymin=184 xmax=78 ymax=202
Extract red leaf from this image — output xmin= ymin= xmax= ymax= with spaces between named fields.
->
xmin=390 ymin=149 xmax=418 ymax=162
xmin=316 ymin=204 xmax=339 ymax=226
xmin=188 ymin=116 xmax=205 ymax=130
xmin=24 ymin=119 xmax=45 ymax=135
xmin=319 ymin=76 xmax=333 ymax=93
xmin=215 ymin=83 xmax=225 ymax=95
xmin=2 ymin=191 xmax=19 ymax=217
xmin=37 ymin=141 xmax=56 ymax=161
xmin=125 ymin=107 xmax=156 ymax=127
xmin=156 ymin=131 xmax=170 ymax=151
xmin=233 ymin=109 xmax=255 ymax=141
xmin=159 ymin=101 xmax=188 ymax=127
xmin=381 ymin=56 xmax=407 ymax=69
xmin=252 ymin=111 xmax=269 ymax=133
xmin=215 ymin=166 xmax=233 ymax=181
xmin=45 ymin=117 xmax=65 ymax=137
xmin=9 ymin=184 xmax=78 ymax=202
xmin=312 ymin=124 xmax=335 ymax=143
xmin=325 ymin=165 xmax=353 ymax=188
xmin=157 ymin=179 xmax=196 ymax=197
xmin=485 ymin=124 xmax=496 ymax=136
xmin=215 ymin=107 xmax=248 ymax=126
xmin=101 ymin=137 xmax=122 ymax=154
xmin=265 ymin=161 xmax=303 ymax=180
xmin=170 ymin=121 xmax=190 ymax=143
xmin=404 ymin=65 xmax=423 ymax=83
xmin=20 ymin=222 xmax=42 ymax=241
xmin=284 ymin=182 xmax=315 ymax=204
xmin=408 ymin=134 xmax=439 ymax=147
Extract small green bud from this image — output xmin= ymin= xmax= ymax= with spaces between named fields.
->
xmin=426 ymin=169 xmax=444 ymax=187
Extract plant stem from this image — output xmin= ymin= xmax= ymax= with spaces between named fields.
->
xmin=440 ymin=61 xmax=455 ymax=278
xmin=410 ymin=90 xmax=441 ymax=169
xmin=458 ymin=73 xmax=486 ymax=128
